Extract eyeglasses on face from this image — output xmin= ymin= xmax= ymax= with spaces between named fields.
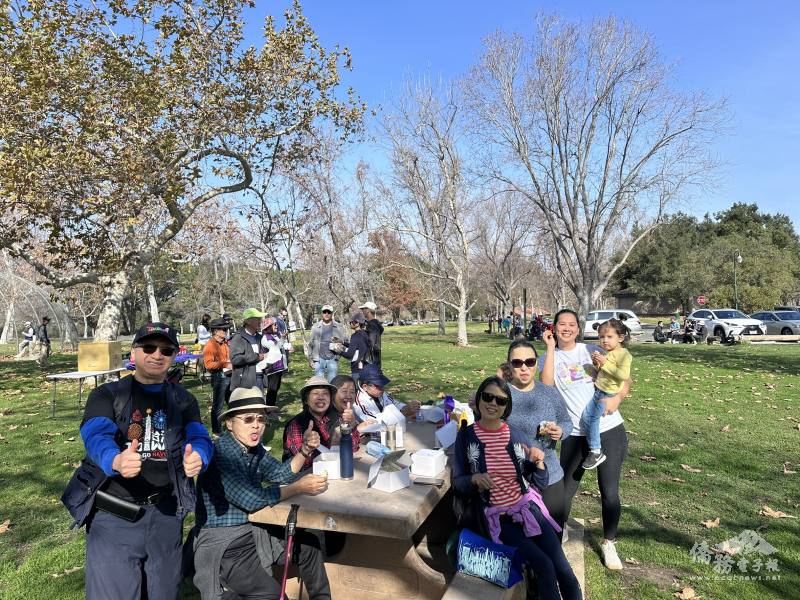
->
xmin=510 ymin=358 xmax=536 ymax=369
xmin=235 ymin=414 xmax=267 ymax=425
xmin=137 ymin=344 xmax=178 ymax=357
xmin=480 ymin=392 xmax=509 ymax=407
xmin=322 ymin=310 xmax=332 ymax=314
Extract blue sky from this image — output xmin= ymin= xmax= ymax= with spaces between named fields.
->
xmin=244 ymin=1 xmax=800 ymax=228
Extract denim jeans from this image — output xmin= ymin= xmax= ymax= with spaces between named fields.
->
xmin=581 ymin=388 xmax=614 ymax=451
xmin=314 ymin=357 xmax=338 ymax=382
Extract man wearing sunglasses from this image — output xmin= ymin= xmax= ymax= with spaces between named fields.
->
xmin=69 ymin=321 xmax=213 ymax=600
xmin=307 ymin=304 xmax=346 ymax=382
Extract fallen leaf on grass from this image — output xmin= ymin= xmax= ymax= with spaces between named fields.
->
xmin=681 ymin=464 xmax=702 ymax=473
xmin=701 ymin=517 xmax=720 ymax=528
xmin=760 ymin=505 xmax=796 ymax=519
xmin=720 ymin=425 xmax=731 ymax=433
xmin=26 ymin=412 xmax=39 ymax=416
xmin=646 ymin=501 xmax=661 ymax=507
xmin=63 ymin=437 xmax=76 ymax=443
xmin=640 ymin=454 xmax=657 ymax=462
xmin=624 ymin=557 xmax=640 ymax=565
xmin=0 ymin=434 xmax=4 ymax=441
xmin=587 ymin=517 xmax=601 ymax=525
xmin=783 ymin=463 xmax=796 ymax=475
xmin=674 ymin=587 xmax=699 ymax=599
xmin=8 ymin=425 xmax=18 ymax=431
xmin=671 ymin=477 xmax=686 ymax=483
xmin=0 ymin=519 xmax=10 ymax=534
xmin=51 ymin=566 xmax=82 ymax=578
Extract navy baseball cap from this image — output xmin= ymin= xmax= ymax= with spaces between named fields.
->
xmin=133 ymin=322 xmax=179 ymax=347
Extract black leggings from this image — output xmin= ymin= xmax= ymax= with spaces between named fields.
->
xmin=560 ymin=424 xmax=628 ymax=540
xmin=265 ymin=372 xmax=283 ymax=407
xmin=540 ymin=479 xmax=566 ymax=532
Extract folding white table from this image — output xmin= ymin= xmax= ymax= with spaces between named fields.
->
xmin=47 ymin=368 xmax=129 ymax=417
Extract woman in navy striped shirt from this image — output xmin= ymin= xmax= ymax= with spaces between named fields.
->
xmin=453 ymin=377 xmax=581 ymax=600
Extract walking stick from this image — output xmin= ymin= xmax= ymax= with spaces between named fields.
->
xmin=280 ymin=504 xmax=301 ymax=600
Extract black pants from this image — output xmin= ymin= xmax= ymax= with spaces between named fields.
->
xmin=211 ymin=371 xmax=230 ymax=435
xmin=560 ymin=425 xmax=628 ymax=540
xmin=86 ymin=498 xmax=182 ymax=600
xmin=265 ymin=371 xmax=283 ymax=407
xmin=219 ymin=528 xmax=331 ymax=600
xmin=498 ymin=512 xmax=581 ymax=600
xmin=540 ymin=478 xmax=566 ymax=533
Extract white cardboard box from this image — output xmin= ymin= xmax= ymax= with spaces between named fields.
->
xmin=410 ymin=448 xmax=447 ymax=477
xmin=367 ymin=450 xmax=412 ymax=493
xmin=312 ymin=446 xmax=341 ymax=480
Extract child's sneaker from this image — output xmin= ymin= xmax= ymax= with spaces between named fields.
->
xmin=601 ymin=540 xmax=623 ymax=570
xmin=582 ymin=450 xmax=606 ymax=470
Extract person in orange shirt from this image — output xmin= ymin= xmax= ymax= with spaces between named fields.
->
xmin=204 ymin=318 xmax=232 ymax=434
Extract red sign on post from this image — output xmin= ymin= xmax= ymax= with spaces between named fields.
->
xmin=697 ymin=295 xmax=706 ymax=305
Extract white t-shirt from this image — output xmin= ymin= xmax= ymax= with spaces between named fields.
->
xmin=197 ymin=324 xmax=211 ymax=345
xmin=539 ymin=344 xmax=624 ymax=436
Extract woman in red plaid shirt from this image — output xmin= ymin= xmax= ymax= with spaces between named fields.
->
xmin=282 ymin=376 xmax=360 ymax=469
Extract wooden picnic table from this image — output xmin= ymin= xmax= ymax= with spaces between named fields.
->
xmin=250 ymin=421 xmax=455 ymax=600
xmin=47 ymin=368 xmax=128 ymax=417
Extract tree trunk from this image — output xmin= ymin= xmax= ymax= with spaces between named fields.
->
xmin=437 ymin=302 xmax=446 ymax=335
xmin=82 ymin=314 xmax=90 ymax=338
xmin=455 ymin=283 xmax=470 ymax=347
xmin=0 ymin=301 xmax=14 ymax=343
xmin=94 ymin=271 xmax=132 ymax=341
xmin=62 ymin=312 xmax=80 ymax=351
xmin=143 ymin=265 xmax=160 ymax=322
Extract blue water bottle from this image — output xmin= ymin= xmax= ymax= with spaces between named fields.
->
xmin=339 ymin=422 xmax=354 ymax=481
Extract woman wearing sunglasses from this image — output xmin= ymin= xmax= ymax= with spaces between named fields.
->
xmin=504 ymin=340 xmax=572 ymax=533
xmin=453 ymin=377 xmax=581 ymax=600
xmin=539 ymin=309 xmax=630 ymax=571
xmin=192 ymin=387 xmax=331 ymax=600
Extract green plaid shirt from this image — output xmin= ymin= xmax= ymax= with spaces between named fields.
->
xmin=196 ymin=433 xmax=299 ymax=528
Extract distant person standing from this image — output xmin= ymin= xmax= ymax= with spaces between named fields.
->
xmin=35 ymin=316 xmax=51 ymax=368
xmin=308 ymin=305 xmax=346 ymax=382
xmin=332 ymin=313 xmax=370 ymax=384
xmin=359 ymin=301 xmax=384 ymax=367
xmin=17 ymin=320 xmax=35 ymax=358
xmin=276 ymin=307 xmax=291 ymax=371
xmin=229 ymin=308 xmax=266 ymax=392
xmin=203 ymin=318 xmax=232 ymax=435
xmin=196 ymin=313 xmax=212 ymax=347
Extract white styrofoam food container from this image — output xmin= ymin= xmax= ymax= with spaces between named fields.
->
xmin=312 ymin=446 xmax=341 ymax=480
xmin=410 ymin=448 xmax=447 ymax=477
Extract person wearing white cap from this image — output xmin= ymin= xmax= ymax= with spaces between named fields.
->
xmin=17 ymin=320 xmax=36 ymax=358
xmin=359 ymin=301 xmax=384 ymax=367
xmin=307 ymin=304 xmax=346 ymax=382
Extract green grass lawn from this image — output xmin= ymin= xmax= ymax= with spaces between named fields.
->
xmin=1 ymin=324 xmax=798 ymax=599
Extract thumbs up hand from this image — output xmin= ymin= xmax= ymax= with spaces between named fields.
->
xmin=302 ymin=420 xmax=320 ymax=454
xmin=183 ymin=442 xmax=203 ymax=478
xmin=113 ymin=438 xmax=143 ymax=478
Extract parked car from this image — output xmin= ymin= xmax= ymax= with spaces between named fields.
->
xmin=748 ymin=310 xmax=800 ymax=335
xmin=687 ymin=308 xmax=766 ymax=339
xmin=583 ymin=309 xmax=643 ymax=339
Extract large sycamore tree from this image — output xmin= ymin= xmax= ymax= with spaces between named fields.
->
xmin=464 ymin=15 xmax=724 ymax=321
xmin=0 ymin=0 xmax=363 ymax=339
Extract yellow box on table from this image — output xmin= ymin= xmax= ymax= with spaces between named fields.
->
xmin=78 ymin=341 xmax=123 ymax=372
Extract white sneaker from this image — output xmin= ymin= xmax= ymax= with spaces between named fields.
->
xmin=601 ymin=540 xmax=623 ymax=570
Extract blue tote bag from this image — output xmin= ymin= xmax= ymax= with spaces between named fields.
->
xmin=456 ymin=528 xmax=524 ymax=588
